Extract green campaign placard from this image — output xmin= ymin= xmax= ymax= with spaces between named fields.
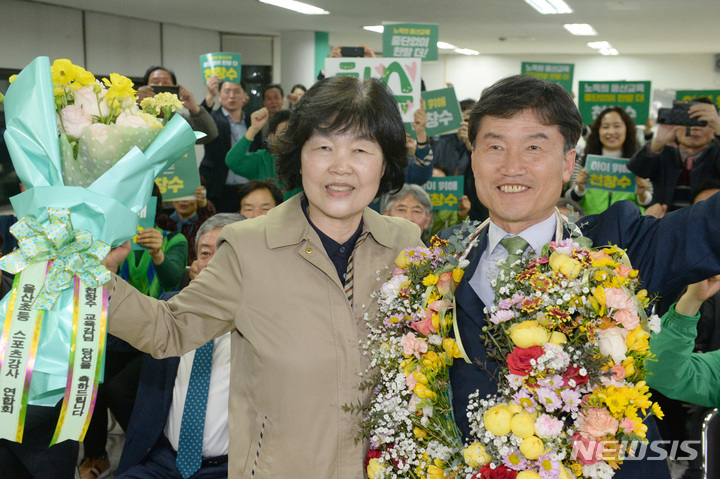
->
xmin=675 ymin=90 xmax=720 ymax=110
xmin=579 ymin=81 xmax=651 ymax=125
xmin=584 ymin=155 xmax=635 ymax=194
xmin=155 ymin=149 xmax=201 ymax=202
xmin=131 ymin=196 xmax=157 ymax=251
xmin=200 ymin=52 xmax=242 ymax=83
xmin=521 ymin=62 xmax=574 ymax=93
xmin=383 ymin=23 xmax=439 ymax=62
xmin=422 ymin=176 xmax=464 ymax=211
xmin=325 ymin=58 xmax=422 ymax=123
xmin=421 ymin=87 xmax=463 ymax=137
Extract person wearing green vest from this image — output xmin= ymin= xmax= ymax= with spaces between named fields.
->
xmin=225 ymin=107 xmax=301 ymax=201
xmin=565 ymin=106 xmax=652 ymax=215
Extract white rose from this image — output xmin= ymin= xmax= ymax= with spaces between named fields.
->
xmin=380 ymin=274 xmax=408 ymax=303
xmin=85 ymin=123 xmax=109 ymax=145
xmin=72 ymin=85 xmax=109 ymax=118
xmin=597 ymin=327 xmax=628 ymax=364
xmin=116 ymin=111 xmax=151 ymax=129
xmin=58 ymin=105 xmax=92 ymax=138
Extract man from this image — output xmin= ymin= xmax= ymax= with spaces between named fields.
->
xmin=627 ymin=97 xmax=720 ymax=212
xmin=200 ymin=77 xmax=258 ymax=213
xmin=444 ymin=75 xmax=720 ymax=479
xmin=237 ymin=180 xmax=283 ymax=219
xmin=115 ymin=213 xmax=244 ymax=479
xmin=383 ymin=184 xmax=433 ymax=235
xmin=136 ymin=66 xmax=218 ymax=145
xmin=258 ymin=84 xmax=284 ymax=146
xmin=156 ymin=186 xmax=216 ymax=264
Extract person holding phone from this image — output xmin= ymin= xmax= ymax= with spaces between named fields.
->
xmin=627 ymin=97 xmax=720 ymax=212
xmin=136 ymin=66 xmax=218 ymax=144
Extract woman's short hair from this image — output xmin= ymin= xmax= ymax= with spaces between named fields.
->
xmin=271 ymin=76 xmax=408 ymax=197
xmin=384 ymin=184 xmax=433 ymax=214
xmin=269 ymin=110 xmax=291 ymax=136
xmin=584 ymin=106 xmax=639 ymax=159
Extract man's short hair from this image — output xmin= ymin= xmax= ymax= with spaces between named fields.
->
xmin=269 ymin=110 xmax=291 ymax=135
xmin=469 ymin=75 xmax=583 ymax=153
xmin=195 ymin=213 xmax=245 ymax=247
xmin=237 ymin=180 xmax=284 ymax=208
xmin=142 ymin=66 xmax=176 ymax=85
xmin=384 ymin=184 xmax=433 ymax=215
xmin=271 ymin=76 xmax=408 ymax=198
xmin=220 ymin=81 xmax=247 ymax=92
xmin=263 ymin=84 xmax=284 ymax=99
xmin=459 ymin=99 xmax=476 ymax=112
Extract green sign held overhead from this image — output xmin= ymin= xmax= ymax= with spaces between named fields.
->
xmin=584 ymin=155 xmax=636 ymax=194
xmin=579 ymin=81 xmax=651 ymax=125
xmin=521 ymin=62 xmax=574 ymax=93
xmin=131 ymin=196 xmax=158 ymax=251
xmin=200 ymin=52 xmax=242 ymax=83
xmin=421 ymin=87 xmax=463 ymax=137
xmin=422 ymin=176 xmax=464 ymax=211
xmin=383 ymin=23 xmax=439 ymax=62
xmin=675 ymin=90 xmax=720 ymax=110
xmin=155 ymin=149 xmax=201 ymax=202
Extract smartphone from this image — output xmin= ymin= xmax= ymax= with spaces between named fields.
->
xmin=341 ymin=46 xmax=365 ymax=58
xmin=657 ymin=101 xmax=707 ymax=127
xmin=151 ymin=85 xmax=180 ymax=96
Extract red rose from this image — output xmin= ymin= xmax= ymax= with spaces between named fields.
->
xmin=571 ymin=432 xmax=604 ymax=465
xmin=507 ymin=346 xmax=544 ymax=376
xmin=472 ymin=464 xmax=518 ymax=479
xmin=365 ymin=449 xmax=382 ymax=467
xmin=562 ymin=365 xmax=589 ymax=387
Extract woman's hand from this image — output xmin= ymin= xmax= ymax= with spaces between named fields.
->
xmin=575 ymin=169 xmax=588 ymax=194
xmin=137 ymin=228 xmax=165 ymax=265
xmin=103 ymin=241 xmax=131 ymax=273
xmin=676 ymin=275 xmax=720 ymax=316
xmin=194 ymin=186 xmax=208 ymax=208
xmin=635 ymin=177 xmax=650 ymax=203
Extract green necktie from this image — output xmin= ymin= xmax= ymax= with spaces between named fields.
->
xmin=500 ymin=236 xmax=530 ymax=266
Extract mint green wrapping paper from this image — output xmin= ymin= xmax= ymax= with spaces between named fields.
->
xmin=0 ymin=57 xmax=200 ymax=406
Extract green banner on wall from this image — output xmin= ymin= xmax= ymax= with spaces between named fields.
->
xmin=578 ymin=81 xmax=651 ymax=124
xmin=521 ymin=62 xmax=574 ymax=93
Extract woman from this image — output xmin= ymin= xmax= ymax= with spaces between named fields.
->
xmin=103 ymin=76 xmax=421 ymax=478
xmin=565 ymin=106 xmax=652 ymax=214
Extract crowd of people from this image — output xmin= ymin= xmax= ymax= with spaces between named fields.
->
xmin=0 ymin=53 xmax=719 ymax=479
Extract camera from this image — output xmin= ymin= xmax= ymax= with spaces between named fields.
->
xmin=657 ymin=101 xmax=708 ymax=128
xmin=151 ymin=85 xmax=180 ymax=96
xmin=340 ymin=46 xmax=365 ymax=58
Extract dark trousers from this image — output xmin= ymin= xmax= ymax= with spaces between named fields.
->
xmin=84 ymin=350 xmax=142 ymax=457
xmin=116 ymin=435 xmax=228 ymax=479
xmin=0 ymin=401 xmax=79 ymax=479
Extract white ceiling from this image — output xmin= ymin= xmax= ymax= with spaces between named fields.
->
xmin=30 ymin=0 xmax=720 ymax=56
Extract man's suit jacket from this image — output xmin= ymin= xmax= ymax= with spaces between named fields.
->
xmin=444 ymin=195 xmax=720 ymax=478
xmin=199 ymin=102 xmax=259 ymax=212
xmin=115 ymin=353 xmax=180 ymax=475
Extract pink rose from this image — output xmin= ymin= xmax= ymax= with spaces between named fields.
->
xmin=615 ymin=264 xmax=633 ymax=277
xmin=613 ymin=309 xmax=639 ymax=330
xmin=571 ymin=432 xmax=604 ymax=465
xmin=84 ymin=122 xmax=109 ymax=145
xmin=409 ymin=310 xmax=436 ymax=336
xmin=401 ymin=333 xmax=428 ymax=358
xmin=604 ymin=288 xmax=636 ymax=312
xmin=576 ymin=407 xmax=619 ymax=438
xmin=58 ymin=105 xmax=92 ymax=137
xmin=436 ymin=271 xmax=454 ymax=295
xmin=597 ymin=327 xmax=628 ymax=364
xmin=428 ymin=299 xmax=452 ymax=313
xmin=72 ymin=85 xmax=109 ymax=118
xmin=610 ymin=365 xmax=626 ymax=381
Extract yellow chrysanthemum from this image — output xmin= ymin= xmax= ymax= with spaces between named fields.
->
xmin=605 ymin=392 xmax=629 ymax=417
xmin=651 ymin=402 xmax=664 ymax=420
xmin=423 ymin=274 xmax=439 ymax=286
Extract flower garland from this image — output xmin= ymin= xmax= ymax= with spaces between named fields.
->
xmin=355 ymin=219 xmax=663 ymax=479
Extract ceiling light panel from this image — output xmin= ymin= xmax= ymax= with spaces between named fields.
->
xmin=258 ymin=0 xmax=329 ymax=15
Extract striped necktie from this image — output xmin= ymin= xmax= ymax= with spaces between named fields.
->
xmin=344 ymin=232 xmax=369 ymax=306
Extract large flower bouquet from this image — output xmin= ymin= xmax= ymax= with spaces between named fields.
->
xmin=356 ymin=221 xmax=662 ymax=479
xmin=0 ymin=57 xmax=198 ymax=444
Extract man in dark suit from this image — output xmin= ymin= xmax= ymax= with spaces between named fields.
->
xmin=199 ymin=77 xmax=261 ymax=213
xmin=443 ymin=74 xmax=720 ymax=478
xmin=115 ymin=213 xmax=243 ymax=479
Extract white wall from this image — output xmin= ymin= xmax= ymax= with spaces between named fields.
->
xmin=280 ymin=31 xmax=317 ymax=95
xmin=424 ymin=53 xmax=720 ymax=106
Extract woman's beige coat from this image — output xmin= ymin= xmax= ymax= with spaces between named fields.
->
xmin=108 ymin=193 xmax=421 ymax=478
